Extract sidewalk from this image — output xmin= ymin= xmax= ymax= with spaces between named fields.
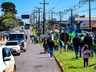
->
xmin=26 ymin=42 xmax=61 ymax=72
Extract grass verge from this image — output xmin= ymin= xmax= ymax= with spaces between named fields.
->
xmin=54 ymin=50 xmax=96 ymax=72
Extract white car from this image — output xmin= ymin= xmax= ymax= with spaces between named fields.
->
xmin=0 ymin=46 xmax=16 ymax=72
xmin=4 ymin=40 xmax=21 ymax=56
xmin=9 ymin=31 xmax=27 ymax=52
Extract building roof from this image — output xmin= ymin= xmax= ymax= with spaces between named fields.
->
xmin=75 ymin=16 xmax=96 ymax=21
xmin=81 ymin=21 xmax=96 ymax=29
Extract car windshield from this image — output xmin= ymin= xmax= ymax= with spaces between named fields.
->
xmin=9 ymin=34 xmax=24 ymax=40
xmin=5 ymin=42 xmax=18 ymax=46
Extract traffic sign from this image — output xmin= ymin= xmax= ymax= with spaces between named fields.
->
xmin=21 ymin=15 xmax=30 ymax=19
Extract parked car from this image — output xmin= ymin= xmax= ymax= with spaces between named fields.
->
xmin=9 ymin=31 xmax=27 ymax=52
xmin=0 ymin=46 xmax=16 ymax=72
xmin=4 ymin=40 xmax=21 ymax=56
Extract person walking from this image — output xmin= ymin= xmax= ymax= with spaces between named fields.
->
xmin=47 ymin=37 xmax=54 ymax=59
xmin=73 ymin=34 xmax=81 ymax=59
xmin=43 ymin=39 xmax=48 ymax=53
xmin=82 ymin=45 xmax=90 ymax=67
xmin=79 ymin=34 xmax=84 ymax=57
xmin=83 ymin=33 xmax=93 ymax=57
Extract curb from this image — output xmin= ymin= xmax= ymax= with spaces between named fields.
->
xmin=54 ymin=56 xmax=64 ymax=72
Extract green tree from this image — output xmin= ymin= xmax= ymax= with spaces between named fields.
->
xmin=1 ymin=2 xmax=17 ymax=15
xmin=17 ymin=19 xmax=24 ymax=26
xmin=0 ymin=16 xmax=3 ymax=29
xmin=0 ymin=2 xmax=24 ymax=30
xmin=2 ymin=18 xmax=15 ymax=30
xmin=0 ymin=13 xmax=18 ymax=30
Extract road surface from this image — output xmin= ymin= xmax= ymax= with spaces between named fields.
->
xmin=15 ymin=29 xmax=61 ymax=72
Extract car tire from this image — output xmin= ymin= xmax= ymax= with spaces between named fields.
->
xmin=18 ymin=53 xmax=20 ymax=56
xmin=23 ymin=49 xmax=26 ymax=52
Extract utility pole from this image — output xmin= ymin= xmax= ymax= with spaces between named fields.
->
xmin=89 ymin=0 xmax=92 ymax=30
xmin=48 ymin=7 xmax=55 ymax=20
xmin=70 ymin=9 xmax=74 ymax=32
xmin=35 ymin=7 xmax=42 ymax=30
xmin=79 ymin=0 xmax=95 ymax=30
xmin=40 ymin=0 xmax=49 ymax=34
xmin=59 ymin=11 xmax=63 ymax=33
xmin=32 ymin=11 xmax=36 ymax=26
xmin=34 ymin=10 xmax=38 ymax=27
xmin=51 ymin=10 xmax=54 ymax=20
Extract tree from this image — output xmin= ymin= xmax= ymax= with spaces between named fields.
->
xmin=0 ymin=16 xmax=3 ymax=29
xmin=2 ymin=18 xmax=15 ymax=30
xmin=1 ymin=2 xmax=17 ymax=15
xmin=2 ymin=13 xmax=16 ymax=20
xmin=17 ymin=19 xmax=24 ymax=26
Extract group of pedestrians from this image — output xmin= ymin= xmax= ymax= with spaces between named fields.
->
xmin=43 ymin=37 xmax=59 ymax=59
xmin=30 ymin=35 xmax=38 ymax=44
xmin=72 ymin=33 xmax=96 ymax=67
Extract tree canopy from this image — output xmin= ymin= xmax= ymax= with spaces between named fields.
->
xmin=1 ymin=2 xmax=17 ymax=15
xmin=0 ymin=2 xmax=24 ymax=31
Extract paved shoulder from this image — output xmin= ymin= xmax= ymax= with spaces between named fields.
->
xmin=15 ymin=43 xmax=61 ymax=72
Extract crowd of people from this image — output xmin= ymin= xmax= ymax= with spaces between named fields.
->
xmin=42 ymin=32 xmax=96 ymax=67
xmin=30 ymin=31 xmax=96 ymax=67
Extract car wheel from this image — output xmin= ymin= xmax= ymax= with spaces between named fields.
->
xmin=18 ymin=53 xmax=20 ymax=56
xmin=24 ymin=49 xmax=26 ymax=52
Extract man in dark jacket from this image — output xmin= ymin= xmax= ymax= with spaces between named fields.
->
xmin=84 ymin=33 xmax=92 ymax=48
xmin=84 ymin=33 xmax=93 ymax=57
xmin=73 ymin=34 xmax=81 ymax=59
xmin=47 ymin=37 xmax=54 ymax=59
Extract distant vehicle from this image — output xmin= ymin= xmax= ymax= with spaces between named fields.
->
xmin=4 ymin=40 xmax=21 ymax=56
xmin=0 ymin=46 xmax=16 ymax=72
xmin=9 ymin=31 xmax=27 ymax=52
xmin=24 ymin=24 xmax=30 ymax=29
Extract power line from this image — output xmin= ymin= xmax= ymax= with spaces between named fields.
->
xmin=74 ymin=7 xmax=96 ymax=13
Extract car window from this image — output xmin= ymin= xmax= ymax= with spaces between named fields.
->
xmin=9 ymin=34 xmax=24 ymax=40
xmin=2 ymin=48 xmax=11 ymax=58
xmin=5 ymin=42 xmax=18 ymax=46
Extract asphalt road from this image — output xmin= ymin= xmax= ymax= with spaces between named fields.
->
xmin=14 ymin=29 xmax=61 ymax=72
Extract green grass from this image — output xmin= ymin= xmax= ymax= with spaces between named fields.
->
xmin=54 ymin=50 xmax=96 ymax=72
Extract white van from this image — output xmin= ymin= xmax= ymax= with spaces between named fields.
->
xmin=9 ymin=31 xmax=27 ymax=52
